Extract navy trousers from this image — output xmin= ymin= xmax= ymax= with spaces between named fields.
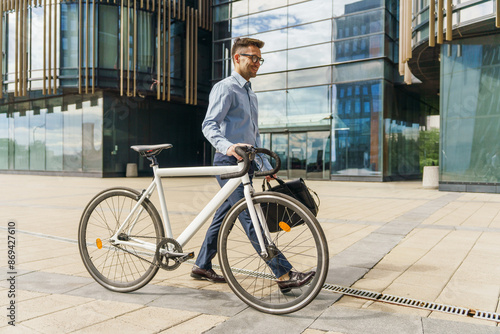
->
xmin=195 ymin=153 xmax=292 ymax=278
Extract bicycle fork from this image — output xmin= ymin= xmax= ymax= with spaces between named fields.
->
xmin=241 ymin=174 xmax=273 ymax=259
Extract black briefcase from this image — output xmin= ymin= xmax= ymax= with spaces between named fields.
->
xmin=261 ymin=178 xmax=319 ymax=232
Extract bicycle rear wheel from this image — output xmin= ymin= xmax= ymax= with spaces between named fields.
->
xmin=78 ymin=187 xmax=164 ymax=292
xmin=218 ymin=192 xmax=329 ymax=314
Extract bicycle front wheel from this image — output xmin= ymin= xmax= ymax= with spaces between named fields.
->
xmin=218 ymin=192 xmax=329 ymax=314
xmin=78 ymin=187 xmax=164 ymax=292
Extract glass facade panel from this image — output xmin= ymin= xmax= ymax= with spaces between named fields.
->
xmin=333 ymin=0 xmax=383 ymax=17
xmin=29 ymin=109 xmax=46 ymax=171
xmin=334 ymin=59 xmax=384 ymax=82
xmin=272 ymin=133 xmax=288 ymax=177
xmin=46 ymin=108 xmax=63 ymax=171
xmin=288 ymin=0 xmax=333 ymax=26
xmin=63 ymin=104 xmax=83 ymax=171
xmin=253 ymin=29 xmax=287 ymax=52
xmin=232 ymin=16 xmax=249 ymax=37
xmin=82 ymin=98 xmax=103 ymax=172
xmin=334 ymin=9 xmax=384 ymax=39
xmin=307 ymin=131 xmax=331 ymax=179
xmin=214 ymin=40 xmax=232 ymax=60
xmin=258 ymin=50 xmax=287 ymax=74
xmin=99 ymin=5 xmax=119 ymax=69
xmin=230 ymin=0 xmax=248 ymax=18
xmin=287 ymin=85 xmax=330 ymax=121
xmin=288 ymin=43 xmax=332 ymax=70
xmin=249 ymin=0 xmax=287 ymax=14
xmin=251 ymin=72 xmax=286 ymax=91
xmin=31 ymin=8 xmax=44 ymax=72
xmin=248 ymin=7 xmax=288 ymax=34
xmin=334 ymin=34 xmax=385 ymax=62
xmin=287 ymin=66 xmax=331 ymax=89
xmin=459 ymin=1 xmax=493 ymax=23
xmin=0 ymin=111 xmax=8 ymax=169
xmin=61 ymin=3 xmax=79 ymax=68
xmin=137 ymin=11 xmax=155 ymax=72
xmin=289 ymin=132 xmax=307 ymax=178
xmin=441 ymin=35 xmax=500 ymax=183
xmin=14 ymin=111 xmax=29 ymax=170
xmin=257 ymin=90 xmax=287 ymax=127
xmin=332 ymin=80 xmax=382 ymax=176
xmin=288 ymin=20 xmax=332 ymax=49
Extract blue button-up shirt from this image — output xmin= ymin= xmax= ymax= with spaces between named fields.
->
xmin=202 ymin=71 xmax=272 ymax=171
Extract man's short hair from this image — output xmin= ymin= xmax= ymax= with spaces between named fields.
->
xmin=231 ymin=38 xmax=265 ymax=61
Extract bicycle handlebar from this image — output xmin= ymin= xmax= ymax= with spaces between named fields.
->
xmin=219 ymin=146 xmax=281 ymax=180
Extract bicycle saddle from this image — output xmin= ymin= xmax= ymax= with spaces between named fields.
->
xmin=131 ymin=144 xmax=173 ymax=157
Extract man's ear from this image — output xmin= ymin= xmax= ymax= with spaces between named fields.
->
xmin=233 ymin=54 xmax=240 ymax=64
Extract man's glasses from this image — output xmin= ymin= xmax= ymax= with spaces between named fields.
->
xmin=239 ymin=54 xmax=264 ymax=65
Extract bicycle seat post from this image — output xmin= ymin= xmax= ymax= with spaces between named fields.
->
xmin=147 ymin=155 xmax=158 ymax=167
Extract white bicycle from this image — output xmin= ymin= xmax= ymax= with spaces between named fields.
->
xmin=78 ymin=144 xmax=329 ymax=314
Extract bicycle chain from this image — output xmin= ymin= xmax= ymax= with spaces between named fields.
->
xmin=113 ymin=236 xmax=184 ymax=271
xmin=113 ymin=235 xmax=163 ymax=268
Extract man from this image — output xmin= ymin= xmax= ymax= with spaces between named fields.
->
xmin=192 ymin=38 xmax=314 ymax=291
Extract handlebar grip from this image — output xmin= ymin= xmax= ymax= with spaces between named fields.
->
xmin=220 ymin=146 xmax=251 ymax=180
xmin=254 ymin=148 xmax=281 ymax=177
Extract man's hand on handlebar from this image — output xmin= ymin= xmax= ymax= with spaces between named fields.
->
xmin=227 ymin=143 xmax=252 ymax=161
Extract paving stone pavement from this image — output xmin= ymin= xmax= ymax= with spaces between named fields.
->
xmin=1 ymin=174 xmax=500 ymax=333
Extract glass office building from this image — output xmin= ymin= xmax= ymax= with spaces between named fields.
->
xmin=213 ymin=0 xmax=438 ymax=181
xmin=0 ymin=0 xmax=213 ymax=176
xmin=407 ymin=0 xmax=500 ymax=192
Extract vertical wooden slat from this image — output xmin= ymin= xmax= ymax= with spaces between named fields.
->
xmin=185 ymin=6 xmax=189 ymax=104
xmin=133 ymin=0 xmax=137 ymax=96
xmin=189 ymin=8 xmax=193 ymax=104
xmin=53 ymin=0 xmax=57 ymax=94
xmin=437 ymin=0 xmax=443 ymax=44
xmin=85 ymin=0 xmax=89 ymax=93
xmin=78 ymin=0 xmax=82 ymax=93
xmin=20 ymin=0 xmax=24 ymax=95
xmin=398 ymin=0 xmax=404 ymax=75
xmin=429 ymin=0 xmax=435 ymax=47
xmin=25 ymin=0 xmax=29 ymax=95
xmin=126 ymin=0 xmax=130 ymax=96
xmin=48 ymin=0 xmax=52 ymax=94
xmin=92 ymin=0 xmax=96 ymax=93
xmin=497 ymin=0 xmax=500 ymax=28
xmin=162 ymin=0 xmax=166 ymax=100
xmin=0 ymin=0 xmax=3 ymax=98
xmin=194 ymin=9 xmax=197 ymax=105
xmin=120 ymin=0 xmax=124 ymax=95
xmin=167 ymin=0 xmax=171 ymax=101
xmin=43 ymin=0 xmax=46 ymax=94
xmin=446 ymin=0 xmax=452 ymax=41
xmin=14 ymin=0 xmax=18 ymax=96
xmin=405 ymin=0 xmax=411 ymax=60
xmin=156 ymin=0 xmax=160 ymax=99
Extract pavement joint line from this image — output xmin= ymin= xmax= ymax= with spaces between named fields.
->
xmin=0 ymin=226 xmax=78 ymax=245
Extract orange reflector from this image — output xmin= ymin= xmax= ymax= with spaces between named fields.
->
xmin=96 ymin=238 xmax=103 ymax=249
xmin=279 ymin=221 xmax=291 ymax=232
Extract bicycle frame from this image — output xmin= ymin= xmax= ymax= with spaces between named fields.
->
xmin=110 ymin=162 xmax=272 ymax=258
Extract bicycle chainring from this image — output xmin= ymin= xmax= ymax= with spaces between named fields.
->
xmin=155 ymin=238 xmax=183 ymax=271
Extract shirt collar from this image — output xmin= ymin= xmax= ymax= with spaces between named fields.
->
xmin=231 ymin=71 xmax=249 ymax=88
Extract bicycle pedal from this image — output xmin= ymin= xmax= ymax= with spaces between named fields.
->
xmin=178 ymin=252 xmax=195 ymax=263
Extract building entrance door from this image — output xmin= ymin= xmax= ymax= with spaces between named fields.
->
xmin=264 ymin=131 xmax=330 ymax=180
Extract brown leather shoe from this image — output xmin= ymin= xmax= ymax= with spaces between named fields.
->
xmin=191 ymin=266 xmax=226 ymax=283
xmin=276 ymin=270 xmax=315 ymax=292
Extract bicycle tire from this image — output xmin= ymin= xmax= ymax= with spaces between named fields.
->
xmin=78 ymin=187 xmax=165 ymax=292
xmin=218 ymin=192 xmax=329 ymax=314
